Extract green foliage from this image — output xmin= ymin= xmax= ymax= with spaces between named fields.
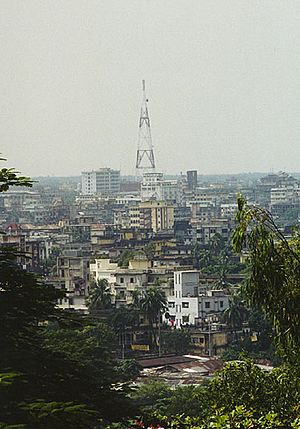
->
xmin=130 ymin=381 xmax=172 ymax=415
xmin=193 ymin=241 xmax=246 ymax=281
xmin=0 ymin=249 xmax=62 ymax=348
xmin=0 ymin=166 xmax=32 ymax=192
xmin=222 ymin=293 xmax=248 ymax=335
xmin=0 ymin=162 xmax=138 ymax=428
xmin=115 ymin=359 xmax=142 ymax=382
xmin=110 ymin=306 xmax=139 ymax=331
xmin=208 ymin=359 xmax=300 ymax=420
xmin=126 ymin=359 xmax=300 ymax=427
xmin=161 ymin=329 xmax=191 ymax=355
xmin=118 ymin=250 xmax=136 ymax=267
xmin=0 ymin=247 xmax=133 ymax=427
xmin=107 ymin=405 xmax=300 ymax=429
xmin=19 ymin=401 xmax=98 ymax=429
xmin=140 ymin=287 xmax=167 ymax=325
xmin=87 ymin=278 xmax=112 ymax=312
xmin=143 ymin=241 xmax=156 ymax=260
xmin=140 ymin=287 xmax=167 ymax=351
xmin=232 ymin=195 xmax=300 ymax=362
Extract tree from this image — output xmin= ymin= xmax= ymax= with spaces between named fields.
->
xmin=116 ymin=359 xmax=142 ymax=382
xmin=0 ymin=162 xmax=32 ymax=192
xmin=118 ymin=250 xmax=135 ymax=268
xmin=87 ymin=278 xmax=112 ymax=312
xmin=222 ymin=294 xmax=248 ymax=341
xmin=232 ymin=195 xmax=300 ymax=362
xmin=208 ymin=232 xmax=225 ymax=256
xmin=140 ymin=287 xmax=167 ymax=352
xmin=161 ymin=329 xmax=191 ymax=355
xmin=143 ymin=241 xmax=156 ymax=260
xmin=0 ymin=163 xmax=135 ymax=427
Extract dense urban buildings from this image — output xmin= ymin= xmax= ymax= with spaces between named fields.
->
xmin=1 ymin=168 xmax=299 ymax=357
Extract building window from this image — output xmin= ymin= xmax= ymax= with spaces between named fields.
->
xmin=182 ymin=302 xmax=189 ymax=308
xmin=182 ymin=315 xmax=189 ymax=324
xmin=168 ymin=302 xmax=175 ymax=308
xmin=220 ymin=300 xmax=224 ymax=308
xmin=199 ymin=337 xmax=204 ymax=344
xmin=120 ymin=277 xmax=124 ymax=283
xmin=130 ymin=277 xmax=134 ymax=283
xmin=205 ymin=301 xmax=210 ymax=309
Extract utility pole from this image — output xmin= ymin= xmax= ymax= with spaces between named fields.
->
xmin=158 ymin=311 xmax=161 ymax=357
xmin=135 ymin=80 xmax=156 ymax=176
xmin=208 ymin=321 xmax=212 ymax=357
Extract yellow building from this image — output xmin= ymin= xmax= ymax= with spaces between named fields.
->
xmin=190 ymin=329 xmax=228 ymax=356
xmin=129 ymin=201 xmax=174 ymax=232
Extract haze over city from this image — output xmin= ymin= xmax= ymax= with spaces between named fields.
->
xmin=1 ymin=0 xmax=300 ymax=176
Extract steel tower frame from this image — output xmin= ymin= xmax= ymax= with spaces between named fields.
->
xmin=135 ymin=80 xmax=156 ymax=174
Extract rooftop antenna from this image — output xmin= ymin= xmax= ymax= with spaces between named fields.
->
xmin=135 ymin=80 xmax=156 ymax=176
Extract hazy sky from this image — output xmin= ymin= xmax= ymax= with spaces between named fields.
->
xmin=1 ymin=0 xmax=300 ymax=177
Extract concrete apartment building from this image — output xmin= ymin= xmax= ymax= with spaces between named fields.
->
xmin=166 ymin=270 xmax=229 ymax=328
xmin=130 ymin=201 xmax=174 ymax=232
xmin=193 ymin=219 xmax=231 ymax=245
xmin=55 ymin=249 xmax=91 ymax=312
xmin=141 ymin=172 xmax=164 ymax=200
xmin=81 ymin=168 xmax=120 ymax=195
xmin=186 ymin=170 xmax=197 ymax=190
xmin=90 ymin=257 xmax=173 ymax=308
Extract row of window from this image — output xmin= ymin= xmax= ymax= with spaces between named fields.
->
xmin=168 ymin=300 xmax=224 ymax=310
xmin=169 ymin=301 xmax=189 ymax=308
xmin=119 ymin=277 xmax=135 ymax=283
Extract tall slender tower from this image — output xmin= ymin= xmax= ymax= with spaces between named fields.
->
xmin=135 ymin=80 xmax=156 ymax=175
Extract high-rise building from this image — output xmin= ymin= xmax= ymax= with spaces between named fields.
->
xmin=129 ymin=200 xmax=174 ymax=232
xmin=81 ymin=168 xmax=120 ymax=195
xmin=141 ymin=172 xmax=164 ymax=200
xmin=187 ymin=170 xmax=198 ymax=190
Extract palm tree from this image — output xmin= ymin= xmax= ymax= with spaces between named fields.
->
xmin=129 ymin=289 xmax=141 ymax=310
xmin=222 ymin=294 xmax=248 ymax=341
xmin=87 ymin=278 xmax=112 ymax=313
xmin=209 ymin=233 xmax=225 ymax=256
xmin=140 ymin=287 xmax=167 ymax=353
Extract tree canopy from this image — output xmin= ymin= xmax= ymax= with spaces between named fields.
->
xmin=232 ymin=195 xmax=300 ymax=362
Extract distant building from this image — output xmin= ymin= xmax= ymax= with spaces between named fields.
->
xmin=220 ymin=203 xmax=238 ymax=219
xmin=141 ymin=172 xmax=164 ymax=201
xmin=193 ymin=219 xmax=231 ymax=245
xmin=161 ymin=179 xmax=184 ymax=204
xmin=129 ymin=201 xmax=174 ymax=232
xmin=166 ymin=271 xmax=229 ymax=329
xmin=187 ymin=170 xmax=197 ymax=191
xmin=81 ymin=168 xmax=120 ymax=195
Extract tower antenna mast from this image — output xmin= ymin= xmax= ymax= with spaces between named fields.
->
xmin=135 ymin=80 xmax=156 ymax=175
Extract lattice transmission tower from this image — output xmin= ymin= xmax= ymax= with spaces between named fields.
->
xmin=135 ymin=80 xmax=156 ymax=175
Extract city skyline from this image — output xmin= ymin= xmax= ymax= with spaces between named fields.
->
xmin=1 ymin=1 xmax=300 ymax=177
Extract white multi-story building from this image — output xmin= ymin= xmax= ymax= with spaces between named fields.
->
xmin=167 ymin=271 xmax=200 ymax=328
xmin=161 ymin=180 xmax=184 ymax=204
xmin=220 ymin=203 xmax=238 ymax=218
xmin=166 ymin=271 xmax=229 ymax=328
xmin=270 ymin=186 xmax=300 ymax=205
xmin=81 ymin=168 xmax=120 ymax=195
xmin=141 ymin=172 xmax=164 ymax=200
xmin=115 ymin=195 xmax=142 ymax=206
